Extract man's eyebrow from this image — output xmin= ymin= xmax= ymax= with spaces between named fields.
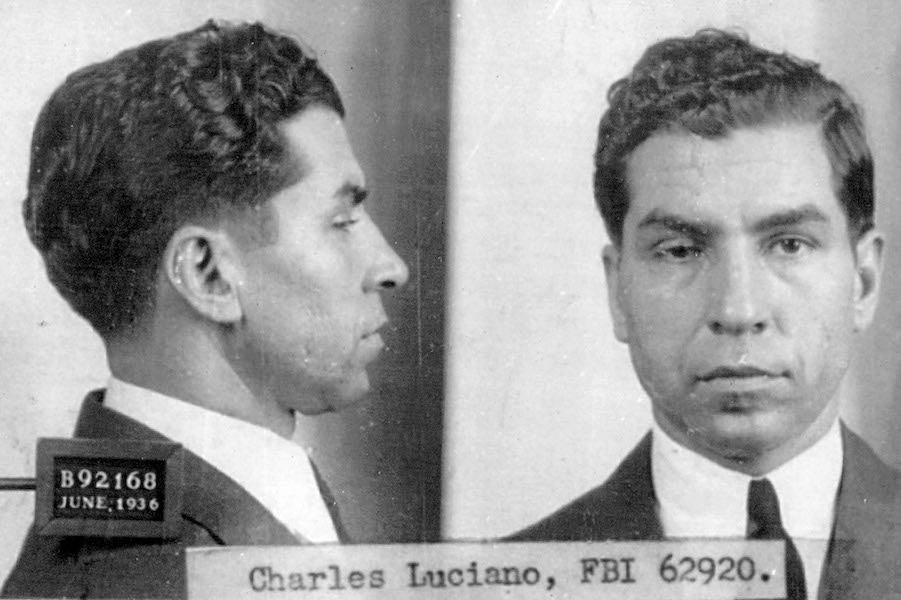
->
xmin=637 ymin=209 xmax=716 ymax=239
xmin=636 ymin=204 xmax=831 ymax=238
xmin=336 ymin=182 xmax=368 ymax=205
xmin=751 ymin=203 xmax=830 ymax=232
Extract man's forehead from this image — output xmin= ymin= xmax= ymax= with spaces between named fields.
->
xmin=628 ymin=124 xmax=827 ymax=176
xmin=624 ymin=124 xmax=838 ymax=221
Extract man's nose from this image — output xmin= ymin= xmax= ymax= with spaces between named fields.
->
xmin=706 ymin=246 xmax=769 ymax=336
xmin=364 ymin=223 xmax=409 ymax=292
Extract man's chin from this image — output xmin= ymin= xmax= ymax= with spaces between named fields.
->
xmin=283 ymin=373 xmax=371 ymax=417
xmin=320 ymin=373 xmax=372 ymax=413
xmin=691 ymin=412 xmax=802 ymax=465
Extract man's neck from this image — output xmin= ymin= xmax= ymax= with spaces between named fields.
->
xmin=105 ymin=322 xmax=296 ymax=439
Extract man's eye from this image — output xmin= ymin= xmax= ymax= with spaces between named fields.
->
xmin=332 ymin=205 xmax=367 ymax=231
xmin=332 ymin=216 xmax=360 ymax=230
xmin=770 ymin=236 xmax=814 ymax=256
xmin=654 ymin=242 xmax=702 ymax=261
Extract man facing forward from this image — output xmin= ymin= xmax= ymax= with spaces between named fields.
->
xmin=3 ymin=20 xmax=407 ymax=599
xmin=512 ymin=29 xmax=901 ymax=598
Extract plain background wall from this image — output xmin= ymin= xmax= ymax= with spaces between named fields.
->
xmin=444 ymin=0 xmax=901 ymax=539
xmin=0 ymin=0 xmax=447 ymax=580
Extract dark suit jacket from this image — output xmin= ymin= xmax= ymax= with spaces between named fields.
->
xmin=510 ymin=424 xmax=901 ymax=600
xmin=2 ymin=391 xmax=320 ymax=599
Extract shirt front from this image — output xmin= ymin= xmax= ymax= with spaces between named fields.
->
xmin=652 ymin=420 xmax=843 ymax=595
xmin=104 ymin=376 xmax=339 ymax=544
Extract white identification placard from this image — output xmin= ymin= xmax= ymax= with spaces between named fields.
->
xmin=186 ymin=539 xmax=785 ymax=599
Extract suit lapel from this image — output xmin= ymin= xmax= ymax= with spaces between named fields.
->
xmin=510 ymin=432 xmax=662 ymax=540
xmin=820 ymin=424 xmax=901 ymax=600
xmin=179 ymin=451 xmax=300 ymax=545
xmin=601 ymin=433 xmax=663 ymax=539
xmin=75 ymin=391 xmax=299 ymax=546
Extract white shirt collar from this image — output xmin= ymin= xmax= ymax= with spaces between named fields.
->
xmin=652 ymin=419 xmax=843 ymax=540
xmin=104 ymin=376 xmax=339 ymax=543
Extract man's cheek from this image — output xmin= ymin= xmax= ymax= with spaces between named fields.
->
xmin=629 ymin=297 xmax=686 ymax=339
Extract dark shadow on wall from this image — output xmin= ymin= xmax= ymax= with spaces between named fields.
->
xmin=282 ymin=2 xmax=449 ymax=543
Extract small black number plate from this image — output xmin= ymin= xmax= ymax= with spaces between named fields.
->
xmin=36 ymin=438 xmax=182 ymax=538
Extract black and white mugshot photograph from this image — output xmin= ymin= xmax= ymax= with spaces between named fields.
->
xmin=443 ymin=1 xmax=901 ymax=598
xmin=0 ymin=1 xmax=446 ymax=597
xmin=3 ymin=0 xmax=901 ymax=598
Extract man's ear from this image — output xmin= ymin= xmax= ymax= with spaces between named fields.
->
xmin=852 ymin=228 xmax=884 ymax=332
xmin=162 ymin=225 xmax=243 ymax=324
xmin=602 ymin=244 xmax=630 ymax=343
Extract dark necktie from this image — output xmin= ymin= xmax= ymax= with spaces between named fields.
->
xmin=747 ymin=478 xmax=807 ymax=600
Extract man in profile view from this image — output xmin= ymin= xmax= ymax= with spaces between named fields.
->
xmin=512 ymin=29 xmax=901 ymax=598
xmin=3 ymin=20 xmax=408 ymax=599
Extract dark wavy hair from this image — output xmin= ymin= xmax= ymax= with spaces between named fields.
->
xmin=595 ymin=29 xmax=873 ymax=246
xmin=25 ymin=20 xmax=344 ymax=337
